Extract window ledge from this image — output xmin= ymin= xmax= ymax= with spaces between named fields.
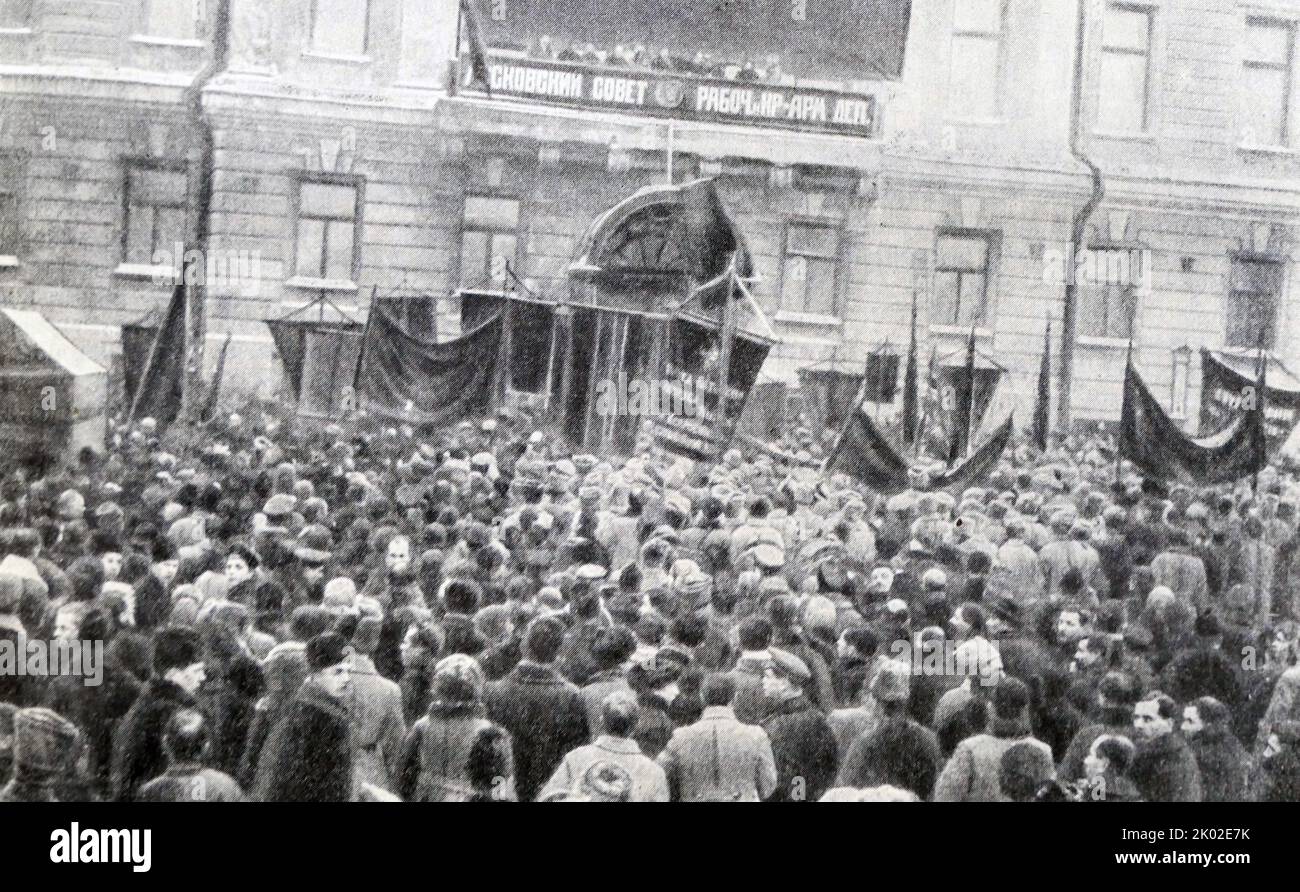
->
xmin=1238 ymin=142 xmax=1296 ymax=157
xmin=285 ymin=276 xmax=358 ymax=293
xmin=114 ymin=262 xmax=175 ymax=281
xmin=1077 ymin=335 xmax=1130 ymax=348
xmin=931 ymin=324 xmax=992 ymax=338
xmin=774 ymin=310 xmax=842 ymax=328
xmin=0 ymin=255 xmax=18 ymax=268
xmin=129 ymin=35 xmax=205 ymax=49
xmin=393 ymin=78 xmax=446 ymax=91
xmin=1092 ymin=130 xmax=1157 ymax=143
xmin=301 ymin=49 xmax=373 ymax=65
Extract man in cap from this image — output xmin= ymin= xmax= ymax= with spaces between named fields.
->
xmin=0 ymin=707 xmax=83 ymax=802
xmin=111 ymin=625 xmax=206 ymax=802
xmin=835 ymin=659 xmax=943 ymax=800
xmin=657 ymin=673 xmax=778 ymax=802
xmin=256 ymin=632 xmax=355 ymax=802
xmin=345 ymin=616 xmax=406 ymax=799
xmin=752 ymin=543 xmax=789 ymax=601
xmin=759 ymin=648 xmax=838 ymax=801
xmin=934 ymin=676 xmax=1052 ymax=802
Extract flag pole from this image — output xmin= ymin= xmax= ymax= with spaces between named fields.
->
xmin=714 ymin=252 xmax=738 ymax=446
xmin=1116 ymin=339 xmax=1132 ymax=486
xmin=964 ymin=325 xmax=977 ymax=460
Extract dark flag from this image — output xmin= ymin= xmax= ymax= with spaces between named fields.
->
xmin=1120 ymin=354 xmax=1266 ymax=485
xmin=948 ymin=327 xmax=976 ymax=464
xmin=825 ymin=405 xmax=911 ymax=494
xmin=902 ymin=292 xmax=919 ymax=446
xmin=356 ymin=299 xmax=502 ymax=428
xmin=128 ymin=280 xmax=186 ymax=426
xmin=460 ymin=0 xmax=493 ymax=94
xmin=933 ymin=415 xmax=1014 ymax=492
xmin=1032 ymin=321 xmax=1051 ymax=451
xmin=679 ymin=178 xmax=755 ymax=287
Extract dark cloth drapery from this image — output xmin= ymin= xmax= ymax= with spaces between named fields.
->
xmin=1122 ymin=359 xmax=1265 ymax=485
xmin=356 ymin=301 xmax=502 ymax=428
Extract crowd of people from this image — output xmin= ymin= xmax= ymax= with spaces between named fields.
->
xmin=526 ymin=35 xmax=788 ymax=84
xmin=2 ymin=399 xmax=1300 ymax=803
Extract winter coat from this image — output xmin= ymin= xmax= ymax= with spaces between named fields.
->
xmin=137 ymin=764 xmax=246 ymax=802
xmin=485 ymin=661 xmax=590 ymax=802
xmin=397 ymin=704 xmax=514 ymax=802
xmin=43 ymin=650 xmax=142 ymax=793
xmin=347 ymin=654 xmax=406 ymax=797
xmin=933 ymin=717 xmax=1052 ymax=802
xmin=657 ymin=706 xmax=778 ymax=802
xmin=204 ymin=650 xmax=264 ymax=778
xmin=238 ymin=642 xmax=308 ymax=790
xmin=110 ymin=678 xmax=200 ymax=802
xmin=1150 ymin=549 xmax=1209 ymax=612
xmin=1188 ymin=726 xmax=1248 ymax=802
xmin=761 ymin=695 xmax=838 ymax=802
xmin=836 ymin=715 xmax=942 ymax=800
xmin=1131 ymin=732 xmax=1203 ymax=802
xmin=540 ymin=735 xmax=668 ymax=802
xmin=1256 ymin=666 xmax=1300 ymax=752
xmin=255 ymin=680 xmax=354 ymax=802
xmin=1258 ymin=746 xmax=1300 ymax=801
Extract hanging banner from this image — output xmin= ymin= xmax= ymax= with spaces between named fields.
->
xmin=471 ymin=54 xmax=879 ymax=136
xmin=1200 ymin=349 xmax=1300 ymax=453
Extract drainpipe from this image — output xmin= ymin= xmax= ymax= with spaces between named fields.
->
xmin=181 ymin=0 xmax=232 ymax=422
xmin=1059 ymin=0 xmax=1106 ymax=434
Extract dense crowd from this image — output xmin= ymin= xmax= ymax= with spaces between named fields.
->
xmin=2 ymin=401 xmax=1299 ymax=803
xmin=528 ymin=36 xmax=788 ymax=83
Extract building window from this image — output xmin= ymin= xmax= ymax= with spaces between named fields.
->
xmin=399 ymin=0 xmax=441 ymax=81
xmin=0 ymin=193 xmax=17 ymax=257
xmin=310 ymin=0 xmax=369 ymax=56
xmin=295 ymin=178 xmax=360 ymax=281
xmin=144 ymin=0 xmax=199 ymax=40
xmin=780 ymin=222 xmax=840 ymax=316
xmin=1226 ymin=256 xmax=1284 ymax=349
xmin=1078 ymin=248 xmax=1140 ymax=340
xmin=123 ymin=163 xmax=188 ymax=266
xmin=1099 ymin=5 xmax=1153 ymax=133
xmin=933 ymin=231 xmax=992 ymax=328
xmin=949 ymin=0 xmax=1006 ymax=119
xmin=459 ymin=196 xmax=519 ymax=290
xmin=1243 ymin=18 xmax=1294 ymax=146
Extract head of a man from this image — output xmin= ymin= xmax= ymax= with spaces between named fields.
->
xmin=154 ymin=627 xmax=206 ymax=697
xmin=307 ymin=632 xmax=353 ymax=701
xmin=1133 ymin=692 xmax=1178 ymax=741
xmin=1084 ymin=734 xmax=1135 ymax=781
xmin=386 ymin=535 xmax=412 ymax=575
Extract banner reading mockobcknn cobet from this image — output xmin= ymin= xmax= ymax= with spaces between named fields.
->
xmin=471 ymin=55 xmax=878 ymax=137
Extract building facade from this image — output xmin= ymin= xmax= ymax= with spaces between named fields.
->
xmin=1 ymin=0 xmax=1298 ymax=434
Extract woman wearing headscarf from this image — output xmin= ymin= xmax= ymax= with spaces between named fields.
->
xmin=396 ymin=654 xmax=516 ymax=801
